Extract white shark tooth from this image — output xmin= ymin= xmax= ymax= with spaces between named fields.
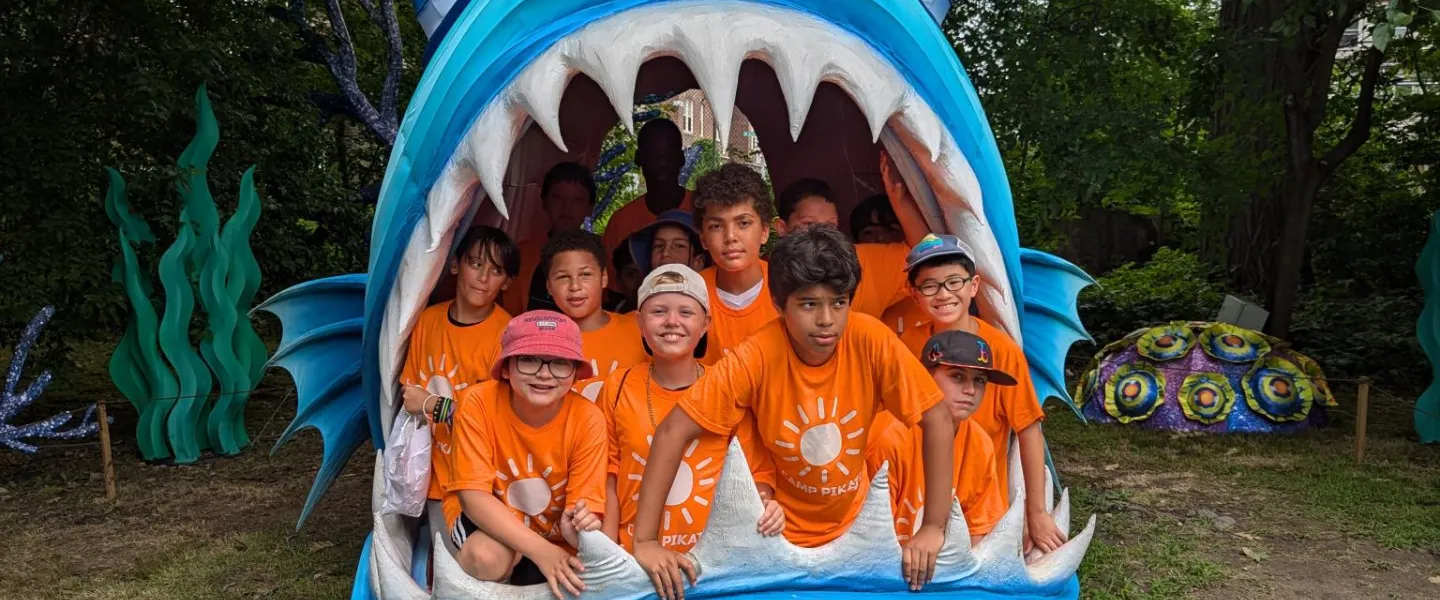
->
xmin=1044 ymin=469 xmax=1056 ymax=514
xmin=423 ymin=166 xmax=479 ymax=253
xmin=371 ymin=450 xmax=386 ymax=514
xmin=511 ymin=50 xmax=572 ymax=152
xmin=932 ymin=498 xmax=980 ymax=585
xmin=974 ymin=487 xmax=1027 ymax=569
xmin=464 ymin=100 xmax=521 ymax=221
xmin=672 ymin=15 xmax=755 ymax=156
xmin=1052 ymin=487 xmax=1072 ymax=538
xmin=1025 ymin=514 xmax=1097 ymax=586
xmin=894 ymin=92 xmax=943 ymax=162
xmin=575 ymin=530 xmax=652 ymax=597
xmin=559 ymin=23 xmax=648 ymax=134
xmin=690 ymin=437 xmax=771 ymax=562
xmin=370 ymin=511 xmax=429 ymax=599
xmin=770 ymin=51 xmax=823 ymax=141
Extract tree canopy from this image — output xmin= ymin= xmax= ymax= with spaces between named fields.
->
xmin=1 ymin=0 xmax=1435 ymax=387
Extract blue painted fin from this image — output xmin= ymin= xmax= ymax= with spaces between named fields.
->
xmin=254 ymin=274 xmax=370 ymax=528
xmin=1018 ymin=249 xmax=1095 ymax=418
xmin=351 ymin=533 xmax=379 ymax=600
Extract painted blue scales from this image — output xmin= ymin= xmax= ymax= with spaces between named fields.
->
xmin=256 ymin=1 xmax=1098 ymax=598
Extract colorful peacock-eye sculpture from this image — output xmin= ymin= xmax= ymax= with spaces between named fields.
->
xmin=1078 ymin=321 xmax=1336 ymax=433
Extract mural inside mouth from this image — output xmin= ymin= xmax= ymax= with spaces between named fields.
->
xmin=257 ymin=1 xmax=1098 ymax=598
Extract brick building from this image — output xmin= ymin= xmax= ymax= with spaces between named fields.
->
xmin=669 ymin=89 xmax=766 ymax=169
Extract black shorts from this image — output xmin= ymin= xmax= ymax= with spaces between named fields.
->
xmin=451 ymin=514 xmax=546 ymax=585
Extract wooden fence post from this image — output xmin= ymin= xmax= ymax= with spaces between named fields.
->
xmin=1355 ymin=377 xmax=1371 ymax=465
xmin=97 ymin=399 xmax=116 ymax=502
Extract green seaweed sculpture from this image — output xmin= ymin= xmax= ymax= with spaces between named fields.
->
xmin=105 ymin=84 xmax=268 ymax=462
xmin=1415 ymin=211 xmax=1440 ymax=444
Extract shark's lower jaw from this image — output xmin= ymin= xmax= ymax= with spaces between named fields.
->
xmin=365 ymin=1 xmax=1079 ymax=597
xmin=367 ymin=438 xmax=1094 ymax=599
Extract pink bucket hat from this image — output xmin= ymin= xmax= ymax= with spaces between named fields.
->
xmin=489 ymin=310 xmax=596 ymax=381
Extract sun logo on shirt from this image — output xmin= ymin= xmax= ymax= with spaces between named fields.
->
xmin=628 ymin=436 xmax=714 ymax=532
xmin=416 ymin=353 xmax=467 ymax=397
xmin=898 ymin=489 xmax=926 ymax=540
xmin=494 ymin=453 xmax=567 ymax=534
xmin=578 ymin=359 xmax=622 ymax=402
xmin=776 ymin=397 xmax=865 ymax=485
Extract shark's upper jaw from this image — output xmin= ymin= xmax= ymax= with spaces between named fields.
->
xmin=366 ymin=1 xmax=1052 ymax=597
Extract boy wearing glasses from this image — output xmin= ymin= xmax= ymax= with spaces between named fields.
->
xmin=900 ymin=234 xmax=1067 ymax=556
xmin=540 ymin=229 xmax=648 ymax=401
xmin=446 ymin=311 xmax=608 ymax=599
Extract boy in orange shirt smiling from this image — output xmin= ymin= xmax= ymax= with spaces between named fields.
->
xmin=599 ymin=264 xmax=783 ymax=553
xmin=445 ymin=311 xmax=607 ymax=599
xmin=540 ymin=229 xmax=648 ymax=401
xmin=400 ymin=226 xmax=517 ymax=509
xmin=898 ymin=234 xmax=1066 ymax=555
xmin=868 ymin=330 xmax=1010 ymax=546
xmin=632 ymin=226 xmax=958 ymax=597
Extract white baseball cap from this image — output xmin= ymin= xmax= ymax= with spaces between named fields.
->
xmin=636 ymin=264 xmax=710 ymax=314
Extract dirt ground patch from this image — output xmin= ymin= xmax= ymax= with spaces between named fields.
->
xmin=0 ymin=390 xmax=374 ymax=600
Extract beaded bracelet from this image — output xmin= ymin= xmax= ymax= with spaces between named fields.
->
xmin=431 ymin=395 xmax=455 ymax=425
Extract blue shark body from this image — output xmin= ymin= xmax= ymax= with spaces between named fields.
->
xmin=259 ymin=1 xmax=1095 ymax=598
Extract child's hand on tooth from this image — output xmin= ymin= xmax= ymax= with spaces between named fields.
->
xmin=757 ymin=497 xmax=785 ymax=536
xmin=561 ymin=499 xmax=602 ymax=548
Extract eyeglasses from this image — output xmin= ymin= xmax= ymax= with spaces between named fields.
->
xmin=915 ymin=275 xmax=975 ymax=297
xmin=513 ymin=356 xmax=577 ymax=378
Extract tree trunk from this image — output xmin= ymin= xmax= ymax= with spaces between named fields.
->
xmin=1266 ymin=165 xmax=1323 ymax=338
xmin=1206 ymin=0 xmax=1286 ymax=293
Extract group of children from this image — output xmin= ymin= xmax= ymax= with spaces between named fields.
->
xmin=396 ymin=121 xmax=1064 ymax=599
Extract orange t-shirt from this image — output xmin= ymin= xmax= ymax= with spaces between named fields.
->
xmin=880 ymin=298 xmax=928 ymax=337
xmin=600 ymin=364 xmax=776 ymax=552
xmin=866 ymin=411 xmax=1005 ymax=541
xmin=445 ymin=381 xmax=608 ymax=554
xmin=678 ymin=313 xmax=944 ymax=547
xmin=575 ymin=311 xmax=649 ymax=402
xmin=600 ymin=191 xmax=695 ymax=254
xmin=698 ymin=261 xmax=778 ymax=365
xmin=852 ymin=243 xmax=910 ymax=318
xmin=900 ymin=318 xmax=1043 ymax=498
xmin=398 ymin=301 xmax=510 ymax=500
xmin=503 ymin=236 xmax=547 ymax=316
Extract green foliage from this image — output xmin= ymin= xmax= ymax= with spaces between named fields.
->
xmin=0 ymin=0 xmax=387 ymax=363
xmin=108 ymin=85 xmax=269 ymax=462
xmin=1079 ymin=249 xmax=1227 ymax=346
xmin=946 ymin=0 xmax=1212 ymax=251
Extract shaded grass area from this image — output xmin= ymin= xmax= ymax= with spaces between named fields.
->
xmin=1049 ymin=386 xmax=1440 ymax=599
xmin=52 ymin=528 xmax=358 ymax=600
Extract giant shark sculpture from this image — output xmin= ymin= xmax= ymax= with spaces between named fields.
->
xmin=256 ymin=0 xmax=1098 ymax=598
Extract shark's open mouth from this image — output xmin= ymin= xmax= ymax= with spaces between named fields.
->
xmin=287 ymin=1 xmax=1096 ymax=598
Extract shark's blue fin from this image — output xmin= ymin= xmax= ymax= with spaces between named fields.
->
xmin=1018 ymin=249 xmax=1095 ymax=418
xmin=254 ymin=274 xmax=370 ymax=527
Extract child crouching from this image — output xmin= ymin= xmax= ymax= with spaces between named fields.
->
xmin=445 ymin=311 xmax=608 ymax=600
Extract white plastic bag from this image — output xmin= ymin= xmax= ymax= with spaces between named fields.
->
xmin=381 ymin=411 xmax=432 ymax=517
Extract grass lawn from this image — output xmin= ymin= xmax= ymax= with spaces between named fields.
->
xmin=2 ymin=364 xmax=1438 ymax=598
